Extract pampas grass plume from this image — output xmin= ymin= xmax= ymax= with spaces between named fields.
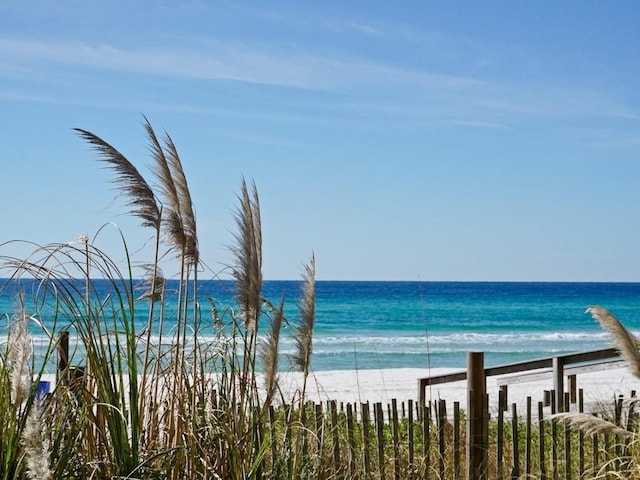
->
xmin=293 ymin=253 xmax=316 ymax=377
xmin=261 ymin=295 xmax=285 ymax=404
xmin=553 ymin=412 xmax=634 ymax=438
xmin=21 ymin=400 xmax=53 ymax=480
xmin=8 ymin=309 xmax=32 ymax=404
xmin=586 ymin=306 xmax=640 ymax=378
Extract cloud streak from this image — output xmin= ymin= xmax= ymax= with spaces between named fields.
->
xmin=0 ymin=37 xmax=481 ymax=94
xmin=2 ymin=34 xmax=636 ymax=133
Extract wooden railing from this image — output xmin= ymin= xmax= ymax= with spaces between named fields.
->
xmin=418 ymin=347 xmax=624 ymax=480
xmin=418 ymin=347 xmax=621 ymax=413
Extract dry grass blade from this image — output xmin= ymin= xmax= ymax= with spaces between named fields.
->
xmin=293 ymin=253 xmax=316 ymax=376
xmin=74 ymin=128 xmax=161 ymax=230
xmin=553 ymin=412 xmax=634 ymax=438
xmin=586 ymin=306 xmax=640 ymax=378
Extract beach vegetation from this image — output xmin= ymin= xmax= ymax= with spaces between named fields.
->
xmin=2 ymin=120 xmax=640 ymax=479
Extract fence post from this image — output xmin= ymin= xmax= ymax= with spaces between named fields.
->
xmin=467 ymin=351 xmax=487 ymax=480
xmin=553 ymin=356 xmax=565 ymax=412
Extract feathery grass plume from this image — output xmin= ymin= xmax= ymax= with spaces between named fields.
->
xmin=261 ymin=295 xmax=285 ymax=405
xmin=8 ymin=308 xmax=32 ymax=405
xmin=163 ymin=133 xmax=198 ymax=265
xmin=144 ymin=116 xmax=199 ymax=264
xmin=142 ymin=117 xmax=205 ymax=478
xmin=586 ymin=306 xmax=640 ymax=378
xmin=553 ymin=412 xmax=634 ymax=438
xmin=73 ymin=128 xmax=161 ymax=230
xmin=232 ymin=178 xmax=263 ymax=332
xmin=21 ymin=400 xmax=53 ymax=480
xmin=161 ymin=130 xmax=201 ymax=431
xmin=137 ymin=264 xmax=166 ymax=302
xmin=293 ymin=253 xmax=316 ymax=379
xmin=231 ymin=178 xmax=263 ymax=391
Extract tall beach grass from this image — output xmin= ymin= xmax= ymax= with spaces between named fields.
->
xmin=0 ymin=120 xmax=318 ymax=479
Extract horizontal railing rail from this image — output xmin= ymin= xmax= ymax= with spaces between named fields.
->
xmin=418 ymin=347 xmax=621 ymax=411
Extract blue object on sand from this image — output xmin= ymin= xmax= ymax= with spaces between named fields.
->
xmin=36 ymin=380 xmax=50 ymax=400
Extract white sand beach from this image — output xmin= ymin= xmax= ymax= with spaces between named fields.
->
xmin=40 ymin=364 xmax=640 ymax=417
xmin=275 ymin=365 xmax=640 ymax=414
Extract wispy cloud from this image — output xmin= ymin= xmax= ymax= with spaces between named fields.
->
xmin=2 ymin=33 xmax=636 ymax=133
xmin=444 ymin=119 xmax=511 ymax=130
xmin=0 ymin=37 xmax=481 ymax=94
xmin=478 ymin=85 xmax=640 ymax=121
xmin=343 ymin=21 xmax=384 ymax=36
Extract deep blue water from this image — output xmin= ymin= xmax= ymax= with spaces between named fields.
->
xmin=2 ymin=280 xmax=639 ymax=372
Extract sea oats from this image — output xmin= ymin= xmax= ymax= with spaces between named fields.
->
xmin=232 ymin=178 xmax=262 ymax=333
xmin=293 ymin=253 xmax=316 ymax=378
xmin=74 ymin=128 xmax=161 ymax=231
xmin=586 ymin=306 xmax=640 ymax=378
xmin=553 ymin=412 xmax=634 ymax=438
xmin=8 ymin=309 xmax=32 ymax=405
xmin=261 ymin=295 xmax=285 ymax=404
xmin=21 ymin=400 xmax=52 ymax=480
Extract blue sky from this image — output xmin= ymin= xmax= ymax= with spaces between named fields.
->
xmin=1 ymin=1 xmax=640 ymax=281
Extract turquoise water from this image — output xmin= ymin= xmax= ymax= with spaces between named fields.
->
xmin=2 ymin=280 xmax=640 ymax=372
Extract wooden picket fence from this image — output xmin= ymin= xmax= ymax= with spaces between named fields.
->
xmin=55 ymin=335 xmax=638 ymax=479
xmin=265 ymin=387 xmax=638 ymax=479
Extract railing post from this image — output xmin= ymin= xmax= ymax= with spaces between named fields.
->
xmin=467 ymin=351 xmax=487 ymax=480
xmin=553 ymin=356 xmax=565 ymax=412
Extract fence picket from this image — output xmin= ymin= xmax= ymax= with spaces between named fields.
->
xmin=497 ymin=389 xmax=505 ymax=479
xmin=347 ymin=403 xmax=356 ymax=478
xmin=408 ymin=399 xmax=415 ymax=479
xmin=538 ymin=401 xmax=547 ymax=480
xmin=362 ymin=401 xmax=371 ymax=476
xmin=438 ymin=399 xmax=447 ymax=480
xmin=525 ymin=396 xmax=532 ymax=478
xmin=392 ymin=399 xmax=400 ymax=480
xmin=376 ymin=402 xmax=385 ymax=480
xmin=510 ymin=403 xmax=520 ymax=479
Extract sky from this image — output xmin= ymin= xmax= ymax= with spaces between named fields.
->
xmin=1 ymin=1 xmax=640 ymax=281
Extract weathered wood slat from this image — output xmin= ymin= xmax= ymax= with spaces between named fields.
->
xmin=510 ymin=403 xmax=520 ymax=480
xmin=423 ymin=403 xmax=431 ymax=476
xmin=497 ymin=390 xmax=505 ymax=479
xmin=408 ymin=399 xmax=415 ymax=478
xmin=525 ymin=396 xmax=532 ymax=478
xmin=564 ymin=393 xmax=571 ymax=480
xmin=330 ymin=400 xmax=340 ymax=474
xmin=346 ymin=403 xmax=356 ymax=478
xmin=361 ymin=401 xmax=371 ymax=476
xmin=376 ymin=402 xmax=385 ymax=480
xmin=438 ymin=399 xmax=447 ymax=480
xmin=391 ymin=399 xmax=400 ymax=480
xmin=538 ymin=401 xmax=547 ymax=480
xmin=453 ymin=401 xmax=461 ymax=480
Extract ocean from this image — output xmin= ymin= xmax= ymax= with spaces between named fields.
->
xmin=2 ymin=280 xmax=640 ymax=372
